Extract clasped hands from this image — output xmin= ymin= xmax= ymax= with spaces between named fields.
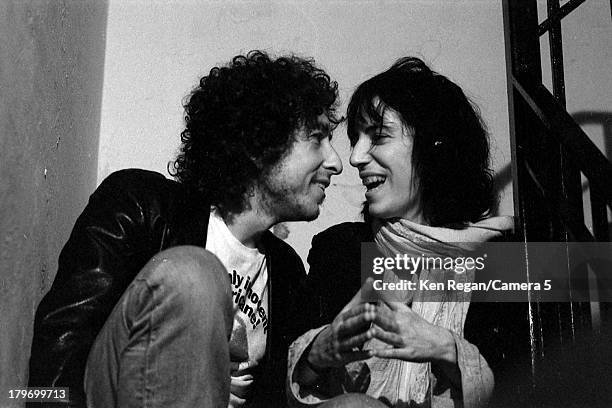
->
xmin=306 ymin=278 xmax=457 ymax=371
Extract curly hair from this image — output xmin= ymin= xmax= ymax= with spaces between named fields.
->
xmin=347 ymin=57 xmax=497 ymax=226
xmin=170 ymin=50 xmax=339 ymax=215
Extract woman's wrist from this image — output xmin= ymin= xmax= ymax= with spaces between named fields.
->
xmin=305 ymin=353 xmax=328 ymax=374
xmin=303 ymin=330 xmax=331 ymax=375
xmin=434 ymin=327 xmax=458 ymax=364
xmin=294 ymin=343 xmax=329 ymax=387
xmin=430 ymin=327 xmax=462 ymax=390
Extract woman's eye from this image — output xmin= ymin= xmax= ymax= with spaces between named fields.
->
xmin=371 ymin=133 xmax=389 ymax=144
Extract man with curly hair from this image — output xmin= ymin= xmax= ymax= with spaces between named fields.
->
xmin=28 ymin=50 xmax=342 ymax=408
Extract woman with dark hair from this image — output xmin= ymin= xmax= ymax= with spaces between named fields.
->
xmin=287 ymin=58 xmax=513 ymax=407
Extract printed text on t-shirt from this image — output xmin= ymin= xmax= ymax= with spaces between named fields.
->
xmin=228 ymin=269 xmax=268 ymax=333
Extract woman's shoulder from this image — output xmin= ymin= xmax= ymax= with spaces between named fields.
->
xmin=307 ymin=222 xmax=367 ymax=304
xmin=307 ymin=222 xmax=371 ymax=275
xmin=312 ymin=221 xmax=372 ymax=245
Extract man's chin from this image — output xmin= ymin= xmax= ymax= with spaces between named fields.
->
xmin=302 ymin=209 xmax=320 ymax=222
xmin=283 ymin=205 xmax=320 ymax=222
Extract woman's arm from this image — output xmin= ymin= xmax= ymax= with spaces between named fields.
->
xmin=368 ymin=301 xmax=493 ymax=407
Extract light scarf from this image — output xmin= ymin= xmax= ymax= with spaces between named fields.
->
xmin=364 ymin=216 xmax=514 ymax=407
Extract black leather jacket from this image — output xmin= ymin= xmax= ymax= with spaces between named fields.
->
xmin=28 ymin=169 xmax=308 ymax=407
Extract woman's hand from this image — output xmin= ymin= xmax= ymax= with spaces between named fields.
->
xmin=369 ymin=301 xmax=457 ymax=365
xmin=368 ymin=301 xmax=462 ymax=389
xmin=306 ymin=279 xmax=378 ymax=370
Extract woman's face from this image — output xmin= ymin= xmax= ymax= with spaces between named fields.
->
xmin=349 ymin=104 xmax=423 ymax=222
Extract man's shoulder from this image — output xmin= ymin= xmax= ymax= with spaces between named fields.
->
xmin=94 ymin=169 xmax=196 ymax=210
xmin=97 ymin=168 xmax=180 ymax=194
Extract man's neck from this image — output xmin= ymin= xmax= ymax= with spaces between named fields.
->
xmin=222 ymin=191 xmax=277 ymax=249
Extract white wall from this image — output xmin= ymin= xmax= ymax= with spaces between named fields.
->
xmin=98 ymin=0 xmax=513 ymax=263
xmin=1 ymin=1 xmax=107 ymax=404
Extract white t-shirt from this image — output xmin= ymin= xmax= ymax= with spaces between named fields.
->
xmin=205 ymin=208 xmax=269 ymax=408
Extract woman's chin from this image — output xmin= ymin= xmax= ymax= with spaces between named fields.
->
xmin=366 ymin=204 xmax=392 ymax=220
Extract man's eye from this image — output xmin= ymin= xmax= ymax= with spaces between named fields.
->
xmin=310 ymin=132 xmax=327 ymax=142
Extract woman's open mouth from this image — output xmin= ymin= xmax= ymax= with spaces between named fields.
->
xmin=362 ymin=175 xmax=386 ymax=192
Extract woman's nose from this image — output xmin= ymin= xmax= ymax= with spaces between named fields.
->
xmin=349 ymin=136 xmax=371 ymax=168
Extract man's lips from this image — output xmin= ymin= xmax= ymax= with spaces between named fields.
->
xmin=313 ymin=179 xmax=330 ymax=189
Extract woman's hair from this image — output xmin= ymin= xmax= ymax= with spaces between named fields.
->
xmin=347 ymin=57 xmax=497 ymax=226
xmin=170 ymin=50 xmax=339 ymax=215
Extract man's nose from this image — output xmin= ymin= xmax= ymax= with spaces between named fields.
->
xmin=323 ymin=143 xmax=343 ymax=175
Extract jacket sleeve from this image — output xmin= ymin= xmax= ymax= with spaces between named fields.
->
xmin=453 ymin=333 xmax=494 ymax=408
xmin=429 ymin=333 xmax=494 ymax=408
xmin=286 ymin=325 xmax=333 ymax=407
xmin=27 ymin=170 xmax=168 ymax=406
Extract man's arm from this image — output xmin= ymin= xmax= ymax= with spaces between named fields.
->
xmin=28 ymin=170 xmax=168 ymax=405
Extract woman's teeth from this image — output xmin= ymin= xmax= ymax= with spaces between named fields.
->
xmin=362 ymin=176 xmax=386 ymax=190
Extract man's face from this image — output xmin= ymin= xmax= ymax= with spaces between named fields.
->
xmin=260 ymin=115 xmax=343 ymax=222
